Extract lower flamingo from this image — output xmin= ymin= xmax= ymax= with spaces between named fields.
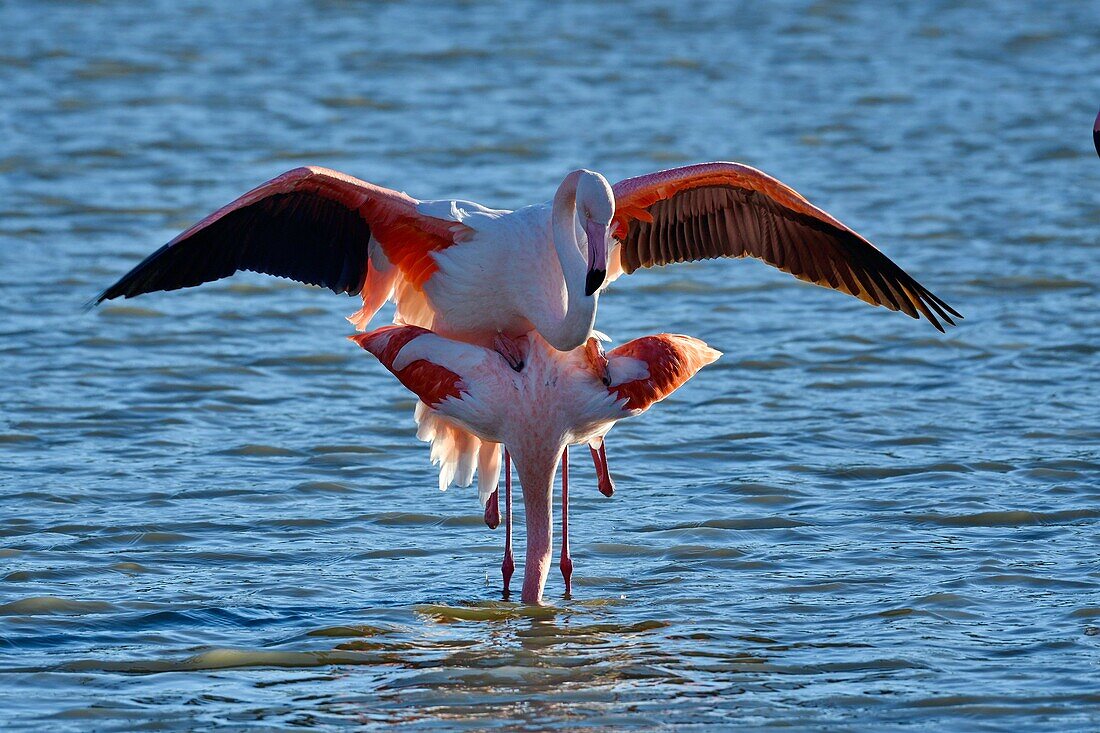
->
xmin=350 ymin=326 xmax=719 ymax=604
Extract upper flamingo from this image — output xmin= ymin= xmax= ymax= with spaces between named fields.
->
xmin=91 ymin=162 xmax=961 ymax=604
xmin=350 ymin=324 xmax=720 ymax=604
xmin=93 ymin=162 xmax=960 ymax=348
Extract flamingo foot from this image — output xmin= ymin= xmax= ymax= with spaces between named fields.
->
xmin=560 ymin=554 xmax=573 ymax=596
xmin=502 ymin=548 xmax=515 ymax=596
xmin=484 ymin=489 xmax=500 ymax=529
xmin=590 ymin=443 xmax=615 ymax=497
xmin=598 ymin=476 xmax=615 ymax=497
xmin=493 ymin=333 xmax=525 ymax=372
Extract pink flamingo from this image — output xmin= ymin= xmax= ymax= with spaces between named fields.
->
xmin=93 ymin=162 xmax=959 ymax=524
xmin=350 ymin=325 xmax=720 ymax=604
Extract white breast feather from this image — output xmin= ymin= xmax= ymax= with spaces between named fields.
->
xmin=414 ymin=403 xmax=486 ymax=494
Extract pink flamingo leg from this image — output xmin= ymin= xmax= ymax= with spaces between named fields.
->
xmin=590 ymin=442 xmax=615 ymax=497
xmin=502 ymin=448 xmax=515 ymax=596
xmin=559 ymin=446 xmax=573 ymax=595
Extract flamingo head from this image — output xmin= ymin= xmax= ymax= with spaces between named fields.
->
xmin=576 ymin=170 xmax=615 ymax=296
xmin=583 ymin=336 xmax=610 ymax=386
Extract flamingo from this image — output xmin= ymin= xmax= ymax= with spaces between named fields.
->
xmin=92 ymin=162 xmax=960 ymax=518
xmin=350 ymin=324 xmax=720 ymax=604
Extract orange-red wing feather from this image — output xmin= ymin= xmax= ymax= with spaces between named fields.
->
xmin=352 ymin=324 xmax=432 ymax=369
xmin=612 ymin=162 xmax=960 ymax=331
xmin=608 ymin=334 xmax=719 ymax=412
xmin=95 ymin=166 xmax=469 ymax=304
xmin=350 ymin=326 xmax=465 ymax=407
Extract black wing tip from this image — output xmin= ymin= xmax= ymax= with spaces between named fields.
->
xmin=918 ymin=291 xmax=962 ymax=332
xmin=83 ymin=287 xmax=116 ymax=311
xmin=87 ymin=269 xmax=142 ymax=309
xmin=921 ymin=286 xmax=963 ymax=323
xmin=919 ymin=285 xmax=962 ymax=319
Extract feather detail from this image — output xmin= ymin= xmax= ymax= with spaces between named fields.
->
xmin=608 ymin=334 xmax=721 ymax=411
xmin=477 ymin=442 xmax=502 ymax=507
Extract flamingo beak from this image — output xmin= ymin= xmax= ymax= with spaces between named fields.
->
xmin=584 ymin=219 xmax=608 ymax=296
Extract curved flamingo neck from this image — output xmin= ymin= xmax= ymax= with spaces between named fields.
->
xmin=538 ymin=171 xmax=597 ymax=351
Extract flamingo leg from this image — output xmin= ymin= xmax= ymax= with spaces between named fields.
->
xmin=560 ymin=446 xmax=573 ymax=596
xmin=502 ymin=448 xmax=515 ymax=597
xmin=590 ymin=442 xmax=615 ymax=497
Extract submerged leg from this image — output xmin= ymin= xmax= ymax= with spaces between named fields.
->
xmin=502 ymin=448 xmax=515 ymax=597
xmin=559 ymin=446 xmax=573 ymax=596
xmin=590 ymin=440 xmax=615 ymax=497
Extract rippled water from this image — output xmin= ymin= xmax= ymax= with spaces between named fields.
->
xmin=2 ymin=1 xmax=1099 ymax=730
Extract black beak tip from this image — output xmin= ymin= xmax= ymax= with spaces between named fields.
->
xmin=585 ymin=269 xmax=606 ymax=296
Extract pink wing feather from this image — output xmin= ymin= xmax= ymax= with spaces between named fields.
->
xmin=350 ymin=325 xmax=466 ymax=408
xmin=608 ymin=334 xmax=720 ymax=411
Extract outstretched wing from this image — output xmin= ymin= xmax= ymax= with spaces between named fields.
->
xmin=94 ymin=166 xmax=470 ymax=305
xmin=611 ymin=162 xmax=960 ymax=331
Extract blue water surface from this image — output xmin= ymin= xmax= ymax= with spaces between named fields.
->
xmin=1 ymin=1 xmax=1099 ymax=730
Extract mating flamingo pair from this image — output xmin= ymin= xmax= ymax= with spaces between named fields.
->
xmin=95 ymin=161 xmax=958 ymax=603
xmin=350 ymin=326 xmax=718 ymax=602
